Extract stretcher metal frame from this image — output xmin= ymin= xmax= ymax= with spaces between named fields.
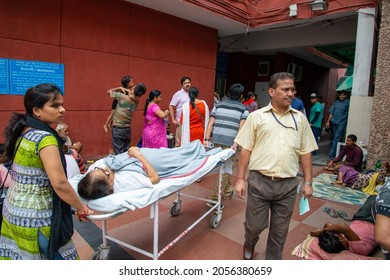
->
xmin=87 ymin=163 xmax=225 ymax=260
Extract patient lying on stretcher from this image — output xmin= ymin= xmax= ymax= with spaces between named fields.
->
xmin=78 ymin=140 xmax=212 ymax=200
xmin=78 ymin=146 xmax=159 ymax=199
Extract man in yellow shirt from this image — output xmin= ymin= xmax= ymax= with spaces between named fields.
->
xmin=234 ymin=72 xmax=318 ymax=260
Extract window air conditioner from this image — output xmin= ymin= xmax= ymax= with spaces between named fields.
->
xmin=287 ymin=63 xmax=303 ymax=81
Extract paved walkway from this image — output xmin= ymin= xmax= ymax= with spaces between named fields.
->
xmin=73 ymin=165 xmax=362 ymax=260
xmin=73 ymin=133 xmax=377 ymax=260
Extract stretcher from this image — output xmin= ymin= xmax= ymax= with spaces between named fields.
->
xmin=69 ymin=147 xmax=234 ymax=260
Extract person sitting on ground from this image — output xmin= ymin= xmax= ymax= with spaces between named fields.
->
xmin=325 ymin=134 xmax=363 ymax=172
xmin=56 ymin=123 xmax=83 ymax=153
xmin=332 ymin=160 xmax=389 ymax=188
xmin=310 ymin=196 xmax=378 ymax=256
xmin=62 ymin=144 xmax=81 ymax=179
xmin=56 ymin=123 xmax=87 ymax=174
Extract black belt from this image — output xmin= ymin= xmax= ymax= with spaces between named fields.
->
xmin=255 ymin=171 xmax=293 ymax=182
xmin=112 ymin=126 xmax=130 ymax=129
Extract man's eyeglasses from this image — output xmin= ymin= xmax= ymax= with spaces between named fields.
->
xmin=94 ymin=167 xmax=110 ymax=178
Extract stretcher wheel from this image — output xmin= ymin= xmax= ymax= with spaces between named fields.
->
xmin=92 ymin=244 xmax=110 ymax=260
xmin=210 ymin=213 xmax=222 ymax=229
xmin=170 ymin=201 xmax=181 ymax=217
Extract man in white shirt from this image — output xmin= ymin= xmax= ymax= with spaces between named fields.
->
xmin=169 ymin=77 xmax=191 ymax=146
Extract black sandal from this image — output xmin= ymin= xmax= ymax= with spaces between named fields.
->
xmin=336 ymin=210 xmax=352 ymax=221
xmin=323 ymin=207 xmax=338 ymax=218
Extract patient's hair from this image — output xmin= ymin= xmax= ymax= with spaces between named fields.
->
xmin=318 ymin=231 xmax=345 ymax=253
xmin=78 ymin=172 xmax=113 ymax=199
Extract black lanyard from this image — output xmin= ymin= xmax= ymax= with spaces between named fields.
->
xmin=271 ymin=110 xmax=298 ymax=131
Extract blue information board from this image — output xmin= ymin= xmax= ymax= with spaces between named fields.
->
xmin=0 ymin=58 xmax=64 ymax=95
xmin=0 ymin=58 xmax=9 ymax=95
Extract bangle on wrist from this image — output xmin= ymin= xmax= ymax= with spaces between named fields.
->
xmin=236 ymin=177 xmax=245 ymax=180
xmin=204 ymin=138 xmax=209 ymax=141
xmin=303 ymin=181 xmax=312 ymax=186
xmin=76 ymin=205 xmax=90 ymax=221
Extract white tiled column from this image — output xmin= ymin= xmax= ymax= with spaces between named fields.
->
xmin=351 ymin=7 xmax=376 ymax=97
xmin=347 ymin=8 xmax=376 ymax=145
xmin=346 ymin=95 xmax=373 ymax=143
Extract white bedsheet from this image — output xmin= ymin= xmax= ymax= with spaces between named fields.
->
xmin=69 ymin=148 xmax=234 ymax=212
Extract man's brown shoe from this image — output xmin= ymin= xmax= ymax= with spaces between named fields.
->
xmin=243 ymin=243 xmax=254 ymax=260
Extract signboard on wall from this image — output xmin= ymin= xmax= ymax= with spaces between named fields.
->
xmin=0 ymin=58 xmax=9 ymax=94
xmin=0 ymin=58 xmax=64 ymax=95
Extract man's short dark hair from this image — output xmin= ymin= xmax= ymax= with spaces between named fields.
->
xmin=134 ymin=83 xmax=147 ymax=97
xmin=121 ymin=76 xmax=132 ymax=88
xmin=269 ymin=72 xmax=294 ymax=89
xmin=347 ymin=134 xmax=357 ymax=142
xmin=229 ymin=83 xmax=244 ymax=100
xmin=180 ymin=76 xmax=191 ymax=85
xmin=318 ymin=231 xmax=345 ymax=253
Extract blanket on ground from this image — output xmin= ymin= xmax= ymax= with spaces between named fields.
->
xmin=312 ymin=173 xmax=369 ymax=206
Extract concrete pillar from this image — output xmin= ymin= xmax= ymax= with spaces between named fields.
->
xmin=346 ymin=8 xmax=376 ymax=150
xmin=351 ymin=7 xmax=376 ymax=97
xmin=367 ymin=2 xmax=390 ymax=165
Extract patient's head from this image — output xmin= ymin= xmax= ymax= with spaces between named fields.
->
xmin=78 ymin=167 xmax=114 ymax=199
xmin=318 ymin=231 xmax=347 ymax=253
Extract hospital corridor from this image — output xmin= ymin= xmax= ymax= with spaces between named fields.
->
xmin=72 ymin=156 xmax=369 ymax=260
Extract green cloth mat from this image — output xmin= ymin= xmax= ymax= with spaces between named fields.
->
xmin=312 ymin=173 xmax=369 ymax=206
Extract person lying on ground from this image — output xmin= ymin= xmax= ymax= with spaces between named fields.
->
xmin=310 ymin=220 xmax=377 ymax=256
xmin=332 ymin=160 xmax=389 ymax=188
xmin=311 ymin=195 xmax=379 ymax=256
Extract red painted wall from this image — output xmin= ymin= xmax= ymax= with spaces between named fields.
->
xmin=0 ymin=0 xmax=218 ymax=158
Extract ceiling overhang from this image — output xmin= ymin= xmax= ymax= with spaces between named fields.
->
xmin=126 ymin=0 xmax=377 ymax=68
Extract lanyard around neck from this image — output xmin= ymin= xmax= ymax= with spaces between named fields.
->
xmin=271 ymin=109 xmax=298 ymax=131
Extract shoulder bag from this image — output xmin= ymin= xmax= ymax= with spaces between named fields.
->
xmin=0 ymin=137 xmax=23 ymax=232
xmin=194 ymin=103 xmax=205 ymax=128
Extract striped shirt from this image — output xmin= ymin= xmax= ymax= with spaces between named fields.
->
xmin=210 ymin=98 xmax=249 ymax=147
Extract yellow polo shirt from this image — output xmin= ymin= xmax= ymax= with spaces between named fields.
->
xmin=234 ymin=103 xmax=318 ymax=178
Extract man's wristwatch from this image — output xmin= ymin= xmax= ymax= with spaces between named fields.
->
xmin=303 ymin=181 xmax=312 ymax=186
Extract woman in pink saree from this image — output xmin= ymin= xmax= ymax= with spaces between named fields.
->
xmin=142 ymin=90 xmax=169 ymax=148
